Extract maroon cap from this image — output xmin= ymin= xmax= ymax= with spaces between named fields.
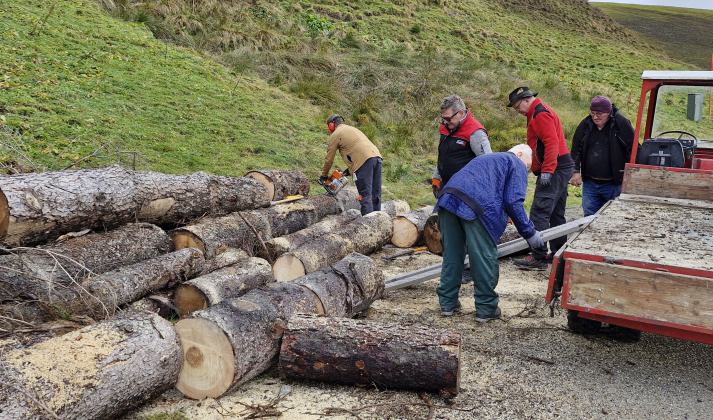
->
xmin=590 ymin=96 xmax=612 ymax=113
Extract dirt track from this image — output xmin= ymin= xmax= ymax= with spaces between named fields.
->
xmin=132 ymin=248 xmax=713 ymax=419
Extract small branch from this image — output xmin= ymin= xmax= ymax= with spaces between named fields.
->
xmin=237 ymin=212 xmax=273 ymax=262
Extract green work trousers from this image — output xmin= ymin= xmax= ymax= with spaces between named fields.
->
xmin=437 ymin=209 xmax=499 ymax=317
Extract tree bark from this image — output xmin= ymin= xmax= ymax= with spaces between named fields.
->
xmin=0 ymin=223 xmax=171 ymax=303
xmin=175 ymin=253 xmax=383 ymax=399
xmin=279 ymin=315 xmax=461 ymax=396
xmin=174 ymin=257 xmax=273 ymax=317
xmin=380 ymin=199 xmax=411 ymax=217
xmin=423 ymin=213 xmax=442 ymax=255
xmin=0 ymin=311 xmax=182 ymax=419
xmin=201 ymin=248 xmax=251 ymax=274
xmin=266 ymin=209 xmax=362 ymax=258
xmin=1 ymin=248 xmax=204 ymax=324
xmin=245 ymin=170 xmax=310 ymax=201
xmin=173 ymin=194 xmax=346 ymax=258
xmin=128 ymin=293 xmax=178 ymax=319
xmin=272 ymin=211 xmax=392 ymax=282
xmin=391 ymin=206 xmax=434 ymax=248
xmin=0 ymin=165 xmax=269 ymax=247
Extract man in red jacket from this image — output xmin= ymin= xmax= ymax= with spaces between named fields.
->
xmin=507 ymin=87 xmax=575 ymax=270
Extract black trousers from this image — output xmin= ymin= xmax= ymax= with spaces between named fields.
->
xmin=529 ymin=165 xmax=574 ymax=259
xmin=355 ymin=157 xmax=382 ymax=215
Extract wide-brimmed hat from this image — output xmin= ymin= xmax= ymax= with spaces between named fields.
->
xmin=507 ymin=86 xmax=538 ymax=107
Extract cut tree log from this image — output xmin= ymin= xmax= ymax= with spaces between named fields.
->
xmin=423 ymin=213 xmax=442 ymax=255
xmin=0 ymin=223 xmax=171 ymax=303
xmin=128 ymin=294 xmax=179 ymax=319
xmin=279 ymin=315 xmax=461 ymax=396
xmin=0 ymin=165 xmax=269 ymax=247
xmin=0 ymin=311 xmax=182 ymax=419
xmin=265 ymin=209 xmax=361 ymax=258
xmin=272 ymin=211 xmax=392 ymax=282
xmin=380 ymin=199 xmax=411 ymax=217
xmin=173 ymin=194 xmax=347 ymax=258
xmin=245 ymin=170 xmax=310 ymax=201
xmin=201 ymin=248 xmax=251 ymax=274
xmin=391 ymin=205 xmax=434 ymax=248
xmin=174 ymin=257 xmax=273 ymax=317
xmin=175 ymin=252 xmax=383 ymax=399
xmin=0 ymin=248 xmax=204 ymax=324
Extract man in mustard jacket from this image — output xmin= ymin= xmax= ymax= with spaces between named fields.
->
xmin=321 ymin=115 xmax=382 ymax=215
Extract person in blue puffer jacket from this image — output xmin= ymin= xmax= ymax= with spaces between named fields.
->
xmin=434 ymin=144 xmax=544 ymax=322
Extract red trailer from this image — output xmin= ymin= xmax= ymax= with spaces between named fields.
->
xmin=546 ymin=71 xmax=713 ymax=344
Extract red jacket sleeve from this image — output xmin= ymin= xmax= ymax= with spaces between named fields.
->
xmin=530 ymin=113 xmax=560 ymax=174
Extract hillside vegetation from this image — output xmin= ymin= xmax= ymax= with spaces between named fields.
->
xmin=594 ymin=3 xmax=713 ymax=70
xmin=1 ymin=0 xmax=691 ymax=205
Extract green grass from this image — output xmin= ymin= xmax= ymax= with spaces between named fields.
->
xmin=594 ymin=3 xmax=713 ymax=70
xmin=1 ymin=0 xmax=700 ymax=207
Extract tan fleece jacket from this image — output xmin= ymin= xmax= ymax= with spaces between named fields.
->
xmin=321 ymin=124 xmax=382 ymax=176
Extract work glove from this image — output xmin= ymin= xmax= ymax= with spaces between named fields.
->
xmin=343 ymin=169 xmax=350 ymax=177
xmin=538 ymin=173 xmax=552 ymax=187
xmin=319 ymin=175 xmax=329 ymax=183
xmin=431 ymin=178 xmax=442 ymax=199
xmin=526 ymin=231 xmax=545 ymax=250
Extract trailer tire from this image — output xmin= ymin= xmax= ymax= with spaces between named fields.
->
xmin=608 ymin=325 xmax=642 ymax=343
xmin=567 ymin=310 xmax=602 ymax=334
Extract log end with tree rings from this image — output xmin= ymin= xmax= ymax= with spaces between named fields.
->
xmin=423 ymin=213 xmax=443 ymax=255
xmin=174 ymin=284 xmax=209 ymax=317
xmin=0 ymin=188 xmax=8 ymax=239
xmin=172 ymin=230 xmax=207 ymax=255
xmin=272 ymin=253 xmax=306 ymax=282
xmin=391 ymin=216 xmax=420 ymax=248
xmin=175 ymin=318 xmax=236 ymax=399
xmin=245 ymin=171 xmax=275 ymax=201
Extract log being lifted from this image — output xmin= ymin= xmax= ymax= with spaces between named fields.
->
xmin=279 ymin=315 xmax=461 ymax=396
xmin=174 ymin=257 xmax=273 ymax=316
xmin=0 ymin=223 xmax=171 ymax=303
xmin=173 ymin=194 xmax=349 ymax=258
xmin=391 ymin=205 xmax=434 ymax=248
xmin=245 ymin=170 xmax=310 ymax=201
xmin=0 ymin=312 xmax=181 ymax=419
xmin=0 ymin=165 xmax=269 ymax=247
xmin=272 ymin=211 xmax=392 ymax=282
xmin=175 ymin=252 xmax=384 ymax=399
xmin=423 ymin=213 xmax=520 ymax=255
xmin=266 ymin=209 xmax=362 ymax=257
xmin=380 ymin=199 xmax=411 ymax=217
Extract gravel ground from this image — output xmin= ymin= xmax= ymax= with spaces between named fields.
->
xmin=131 ymin=244 xmax=713 ymax=420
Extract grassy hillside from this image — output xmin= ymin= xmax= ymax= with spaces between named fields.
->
xmin=0 ymin=0 xmax=322 ymax=176
xmin=594 ymin=3 xmax=713 ymax=70
xmin=0 ymin=0 xmax=691 ymax=206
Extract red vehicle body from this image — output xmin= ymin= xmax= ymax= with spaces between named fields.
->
xmin=546 ymin=70 xmax=713 ymax=344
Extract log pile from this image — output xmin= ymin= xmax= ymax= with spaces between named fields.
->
xmin=391 ymin=205 xmax=434 ymax=248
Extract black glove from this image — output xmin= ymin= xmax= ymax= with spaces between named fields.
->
xmin=538 ymin=173 xmax=552 ymax=187
xmin=343 ymin=169 xmax=350 ymax=177
xmin=432 ymin=185 xmax=440 ymax=199
xmin=319 ymin=175 xmax=328 ymax=183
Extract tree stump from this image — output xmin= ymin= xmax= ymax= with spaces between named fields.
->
xmin=245 ymin=170 xmax=310 ymax=201
xmin=0 ymin=312 xmax=182 ymax=419
xmin=279 ymin=315 xmax=461 ymax=396
xmin=391 ymin=205 xmax=434 ymax=248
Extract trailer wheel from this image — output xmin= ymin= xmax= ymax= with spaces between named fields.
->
xmin=609 ymin=325 xmax=642 ymax=343
xmin=567 ymin=310 xmax=602 ymax=334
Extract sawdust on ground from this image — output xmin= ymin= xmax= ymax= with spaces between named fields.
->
xmin=131 ymin=244 xmax=713 ymax=419
xmin=5 ymin=325 xmax=124 ymax=413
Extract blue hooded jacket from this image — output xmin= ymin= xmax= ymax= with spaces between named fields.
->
xmin=435 ymin=152 xmax=536 ymax=245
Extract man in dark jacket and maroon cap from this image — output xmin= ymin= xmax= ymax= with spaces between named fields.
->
xmin=507 ymin=87 xmax=575 ymax=270
xmin=570 ymin=96 xmax=634 ymax=216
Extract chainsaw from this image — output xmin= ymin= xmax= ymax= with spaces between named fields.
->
xmin=318 ymin=168 xmax=350 ymax=196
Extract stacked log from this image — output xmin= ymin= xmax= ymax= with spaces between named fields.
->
xmin=0 ymin=166 xmax=269 ymax=247
xmin=279 ymin=315 xmax=461 ymax=396
xmin=0 ymin=223 xmax=171 ymax=303
xmin=173 ymin=195 xmax=348 ymax=258
xmin=174 ymin=257 xmax=273 ymax=316
xmin=272 ymin=211 xmax=392 ymax=282
xmin=200 ymin=248 xmax=251 ymax=274
xmin=175 ymin=253 xmax=384 ymax=399
xmin=391 ymin=205 xmax=434 ymax=248
xmin=0 ymin=312 xmax=182 ymax=419
xmin=245 ymin=170 xmax=310 ymax=201
xmin=380 ymin=199 xmax=411 ymax=217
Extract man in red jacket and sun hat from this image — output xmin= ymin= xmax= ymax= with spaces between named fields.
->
xmin=507 ymin=87 xmax=575 ymax=270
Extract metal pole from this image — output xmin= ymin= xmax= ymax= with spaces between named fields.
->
xmin=385 ymin=215 xmax=596 ymax=290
